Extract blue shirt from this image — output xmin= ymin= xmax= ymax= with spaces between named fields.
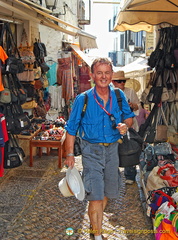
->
xmin=65 ymin=85 xmax=135 ymax=143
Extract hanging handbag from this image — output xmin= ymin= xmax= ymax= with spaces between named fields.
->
xmin=18 ymin=28 xmax=35 ymax=65
xmin=0 ymin=23 xmax=24 ymax=74
xmin=33 ymin=61 xmax=41 ymax=80
xmin=0 ymin=75 xmax=11 ymax=104
xmin=147 ymin=72 xmax=163 ymax=103
xmin=154 ymin=104 xmax=168 ymax=143
xmin=147 ymin=86 xmax=163 ymax=103
xmin=139 ymin=104 xmax=158 ymax=137
xmin=11 ymin=104 xmax=31 ymax=134
xmin=148 ymin=30 xmax=164 ymax=69
xmin=17 ymin=69 xmax=34 ymax=82
xmin=21 ymin=99 xmax=37 ymax=109
xmin=21 ymin=82 xmax=36 ymax=98
xmin=40 ymin=61 xmax=50 ymax=74
xmin=4 ymin=133 xmax=25 ymax=169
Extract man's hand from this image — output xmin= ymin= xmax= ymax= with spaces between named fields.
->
xmin=116 ymin=123 xmax=128 ymax=135
xmin=64 ymin=155 xmax=75 ymax=168
xmin=129 ymin=102 xmax=138 ymax=111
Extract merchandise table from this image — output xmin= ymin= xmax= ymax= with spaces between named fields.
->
xmin=29 ymin=131 xmax=66 ymax=168
xmin=16 ymin=128 xmax=41 ymax=159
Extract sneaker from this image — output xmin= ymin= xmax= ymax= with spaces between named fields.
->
xmin=125 ymin=179 xmax=135 ymax=185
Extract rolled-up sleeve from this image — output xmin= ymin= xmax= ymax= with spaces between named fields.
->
xmin=65 ymin=94 xmax=85 ymax=136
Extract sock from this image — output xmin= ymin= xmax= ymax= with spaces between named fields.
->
xmin=95 ymin=235 xmax=102 ymax=240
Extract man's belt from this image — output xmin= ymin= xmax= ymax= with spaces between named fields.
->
xmin=98 ymin=139 xmax=122 ymax=147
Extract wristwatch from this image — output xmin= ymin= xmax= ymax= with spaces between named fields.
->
xmin=66 ymin=153 xmax=74 ymax=157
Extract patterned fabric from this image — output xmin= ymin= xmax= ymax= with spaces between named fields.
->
xmin=57 ymin=56 xmax=74 ymax=105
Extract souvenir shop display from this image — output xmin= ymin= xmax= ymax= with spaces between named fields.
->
xmin=33 ymin=118 xmax=66 ymax=141
xmin=139 ymin=25 xmax=178 ymax=240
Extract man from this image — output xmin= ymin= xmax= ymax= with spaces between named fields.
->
xmin=112 ymin=71 xmax=140 ymax=185
xmin=64 ymin=58 xmax=134 ymax=240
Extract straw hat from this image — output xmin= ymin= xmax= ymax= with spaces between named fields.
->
xmin=125 ymin=78 xmax=141 ymax=92
xmin=58 ymin=167 xmax=85 ymax=201
xmin=112 ymin=71 xmax=130 ymax=80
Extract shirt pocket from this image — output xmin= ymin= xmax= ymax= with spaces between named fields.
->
xmin=82 ymin=121 xmax=99 ymax=139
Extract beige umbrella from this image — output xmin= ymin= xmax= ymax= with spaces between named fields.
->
xmin=114 ymin=0 xmax=178 ymax=32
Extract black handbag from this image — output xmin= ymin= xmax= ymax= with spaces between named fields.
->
xmin=21 ymin=82 xmax=36 ymax=98
xmin=4 ymin=133 xmax=25 ymax=169
xmin=147 ymin=86 xmax=163 ymax=103
xmin=118 ymin=128 xmax=143 ymax=167
xmin=11 ymin=104 xmax=31 ymax=134
xmin=114 ymin=89 xmax=143 ymax=167
xmin=40 ymin=61 xmax=50 ymax=74
xmin=0 ymin=23 xmax=24 ymax=74
xmin=3 ymin=104 xmax=16 ymax=132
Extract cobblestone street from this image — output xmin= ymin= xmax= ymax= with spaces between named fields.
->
xmin=0 ymin=151 xmax=154 ymax=240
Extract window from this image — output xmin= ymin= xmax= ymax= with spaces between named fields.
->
xmin=78 ymin=0 xmax=91 ymax=25
xmin=120 ymin=34 xmax=125 ymax=50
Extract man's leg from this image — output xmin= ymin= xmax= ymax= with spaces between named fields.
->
xmin=103 ymin=196 xmax=108 ymax=211
xmin=88 ymin=200 xmax=104 ymax=236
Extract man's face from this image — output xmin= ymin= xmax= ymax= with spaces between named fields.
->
xmin=90 ymin=63 xmax=113 ymax=89
xmin=112 ymin=80 xmax=126 ymax=90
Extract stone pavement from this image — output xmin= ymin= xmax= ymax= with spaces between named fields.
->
xmin=0 ymin=150 xmax=154 ymax=240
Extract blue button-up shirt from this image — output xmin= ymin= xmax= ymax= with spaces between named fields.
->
xmin=65 ymin=85 xmax=135 ymax=143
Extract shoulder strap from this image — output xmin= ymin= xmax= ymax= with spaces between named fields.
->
xmin=81 ymin=92 xmax=88 ymax=118
xmin=114 ymin=89 xmax=122 ymax=110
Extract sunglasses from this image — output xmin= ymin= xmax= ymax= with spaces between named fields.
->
xmin=109 ymin=114 xmax=117 ymax=129
xmin=115 ymin=80 xmax=126 ymax=83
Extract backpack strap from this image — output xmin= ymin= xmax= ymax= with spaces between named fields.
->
xmin=81 ymin=92 xmax=88 ymax=118
xmin=114 ymin=89 xmax=122 ymax=110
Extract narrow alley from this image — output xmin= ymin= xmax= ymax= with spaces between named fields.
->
xmin=0 ymin=151 xmax=154 ymax=240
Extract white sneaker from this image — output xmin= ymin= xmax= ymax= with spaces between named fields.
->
xmin=125 ymin=179 xmax=135 ymax=185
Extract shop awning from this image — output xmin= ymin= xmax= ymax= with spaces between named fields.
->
xmin=0 ymin=0 xmax=98 ymax=48
xmin=114 ymin=0 xmax=178 ymax=32
xmin=78 ymin=30 xmax=98 ymax=50
xmin=114 ymin=57 xmax=150 ymax=74
xmin=0 ymin=0 xmax=78 ymax=36
xmin=70 ymin=44 xmax=92 ymax=67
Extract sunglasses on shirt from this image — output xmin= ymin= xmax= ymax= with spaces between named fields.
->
xmin=109 ymin=114 xmax=117 ymax=129
xmin=115 ymin=80 xmax=126 ymax=83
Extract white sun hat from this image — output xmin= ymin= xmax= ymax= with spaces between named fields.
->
xmin=58 ymin=167 xmax=85 ymax=201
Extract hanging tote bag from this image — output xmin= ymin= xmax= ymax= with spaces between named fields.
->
xmin=18 ymin=28 xmax=35 ymax=66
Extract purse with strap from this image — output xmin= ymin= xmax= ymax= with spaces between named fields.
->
xmin=4 ymin=133 xmax=25 ymax=169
